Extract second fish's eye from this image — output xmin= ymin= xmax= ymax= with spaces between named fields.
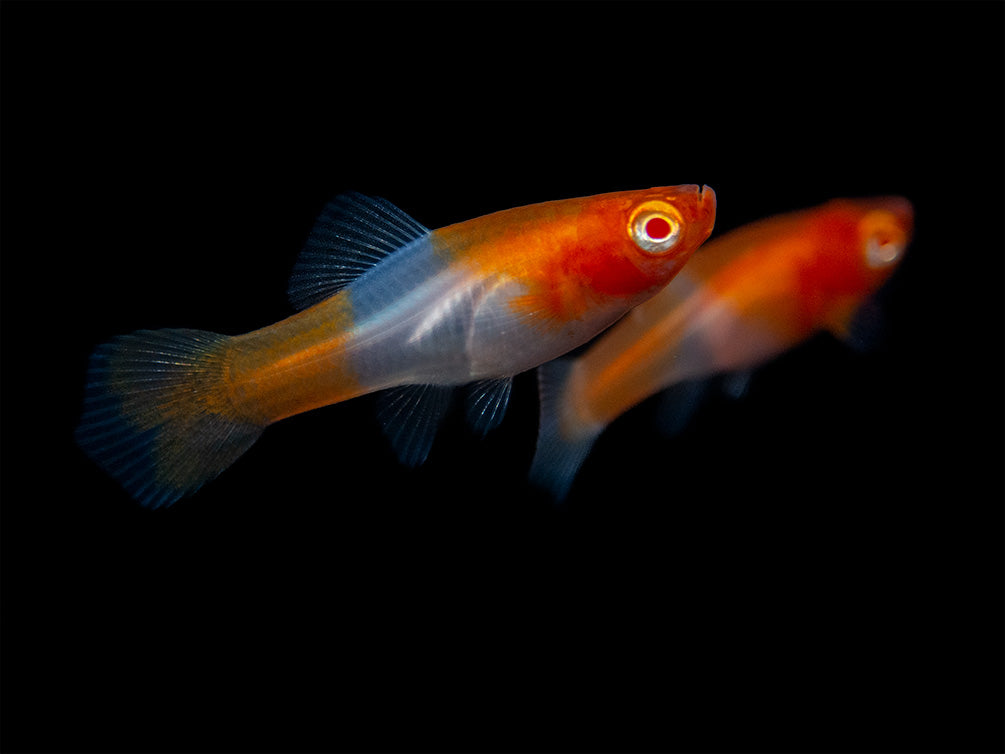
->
xmin=629 ymin=202 xmax=683 ymax=254
xmin=861 ymin=211 xmax=905 ymax=269
xmin=865 ymin=233 xmax=903 ymax=268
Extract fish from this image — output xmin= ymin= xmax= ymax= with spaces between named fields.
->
xmin=77 ymin=187 xmax=717 ymax=508
xmin=530 ymin=196 xmax=914 ymax=500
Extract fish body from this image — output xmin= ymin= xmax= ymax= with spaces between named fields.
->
xmin=78 ymin=187 xmax=716 ymax=507
xmin=531 ymin=197 xmax=913 ymax=500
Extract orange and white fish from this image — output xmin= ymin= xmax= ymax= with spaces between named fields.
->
xmin=77 ymin=187 xmax=716 ymax=508
xmin=531 ymin=196 xmax=913 ymax=500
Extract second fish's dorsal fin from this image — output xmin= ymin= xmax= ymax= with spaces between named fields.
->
xmin=288 ymin=192 xmax=430 ymax=310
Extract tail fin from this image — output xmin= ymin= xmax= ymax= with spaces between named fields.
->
xmin=76 ymin=329 xmax=264 ymax=508
xmin=529 ymin=359 xmax=604 ymax=502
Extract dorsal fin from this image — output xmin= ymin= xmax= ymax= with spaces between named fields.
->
xmin=288 ymin=192 xmax=430 ymax=310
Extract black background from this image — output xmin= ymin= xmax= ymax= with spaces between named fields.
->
xmin=2 ymin=2 xmax=1003 ymax=752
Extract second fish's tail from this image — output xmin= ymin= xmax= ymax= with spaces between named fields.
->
xmin=76 ymin=329 xmax=264 ymax=508
xmin=530 ymin=359 xmax=605 ymax=503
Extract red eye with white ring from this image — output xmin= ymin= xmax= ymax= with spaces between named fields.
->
xmin=628 ymin=201 xmax=683 ymax=254
xmin=644 ymin=216 xmax=672 ymax=240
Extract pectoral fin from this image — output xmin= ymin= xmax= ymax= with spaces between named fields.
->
xmin=838 ymin=296 xmax=889 ymax=353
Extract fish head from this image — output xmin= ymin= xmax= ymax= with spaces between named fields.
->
xmin=854 ymin=196 xmax=914 ymax=283
xmin=571 ymin=184 xmax=717 ymax=305
xmin=460 ymin=185 xmax=715 ymax=346
xmin=814 ymin=196 xmax=913 ymax=291
xmin=807 ymin=196 xmax=913 ymax=338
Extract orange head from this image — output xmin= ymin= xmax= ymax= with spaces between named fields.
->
xmin=431 ymin=186 xmax=715 ymax=334
xmin=564 ymin=185 xmax=717 ymax=301
xmin=493 ymin=185 xmax=716 ymax=325
xmin=801 ymin=196 xmax=913 ymax=334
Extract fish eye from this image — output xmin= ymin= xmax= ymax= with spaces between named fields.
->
xmin=628 ymin=201 xmax=683 ymax=254
xmin=861 ymin=212 xmax=905 ymax=269
xmin=866 ymin=235 xmax=903 ymax=268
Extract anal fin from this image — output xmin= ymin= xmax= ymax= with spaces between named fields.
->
xmin=376 ymin=384 xmax=453 ymax=467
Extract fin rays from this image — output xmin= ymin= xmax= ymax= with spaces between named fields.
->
xmin=465 ymin=378 xmax=512 ymax=437
xmin=76 ymin=329 xmax=264 ymax=508
xmin=288 ymin=192 xmax=430 ymax=311
xmin=376 ymin=384 xmax=453 ymax=467
xmin=375 ymin=377 xmax=513 ymax=468
xmin=529 ymin=360 xmax=603 ymax=502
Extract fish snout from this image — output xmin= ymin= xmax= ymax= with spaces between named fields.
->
xmin=882 ymin=196 xmax=914 ymax=236
xmin=689 ymin=184 xmax=717 ymax=244
xmin=699 ymin=184 xmax=716 ymax=210
xmin=698 ymin=184 xmax=716 ymax=220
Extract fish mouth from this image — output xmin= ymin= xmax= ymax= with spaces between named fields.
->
xmin=883 ymin=196 xmax=914 ymax=232
xmin=697 ymin=185 xmax=717 ymax=230
xmin=698 ymin=184 xmax=716 ymax=212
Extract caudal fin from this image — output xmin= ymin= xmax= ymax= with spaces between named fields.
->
xmin=529 ymin=359 xmax=604 ymax=502
xmin=76 ymin=329 xmax=264 ymax=508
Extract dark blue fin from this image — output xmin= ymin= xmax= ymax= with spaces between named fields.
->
xmin=841 ymin=296 xmax=889 ymax=353
xmin=376 ymin=384 xmax=453 ymax=467
xmin=76 ymin=329 xmax=264 ymax=508
xmin=653 ymin=378 xmax=710 ymax=437
xmin=529 ymin=359 xmax=602 ymax=503
xmin=720 ymin=370 xmax=753 ymax=400
xmin=464 ymin=378 xmax=513 ymax=437
xmin=288 ymin=192 xmax=430 ymax=311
